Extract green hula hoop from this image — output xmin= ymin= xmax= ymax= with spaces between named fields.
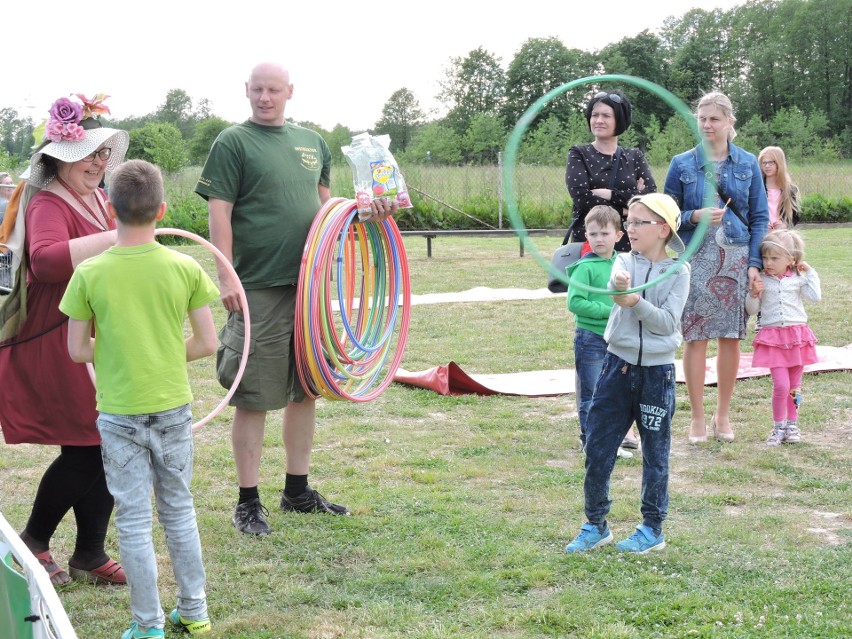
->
xmin=503 ymin=74 xmax=717 ymax=295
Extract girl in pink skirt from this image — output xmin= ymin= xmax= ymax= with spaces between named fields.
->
xmin=746 ymin=230 xmax=821 ymax=445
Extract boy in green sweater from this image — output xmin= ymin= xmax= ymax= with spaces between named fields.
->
xmin=567 ymin=205 xmax=637 ymax=452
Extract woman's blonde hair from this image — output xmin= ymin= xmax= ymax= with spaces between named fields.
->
xmin=696 ymin=91 xmax=737 ymax=141
xmin=758 ymin=146 xmax=800 ymax=227
xmin=761 ymin=229 xmax=805 ymax=267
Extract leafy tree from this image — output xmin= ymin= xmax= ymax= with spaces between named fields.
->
xmin=503 ymin=38 xmax=593 ymax=132
xmin=735 ymin=114 xmax=771 ymax=156
xmin=645 ymin=115 xmax=694 ymax=167
xmin=782 ymin=0 xmax=852 ymax=136
xmin=110 ymin=113 xmax=154 ymax=133
xmin=770 ymin=107 xmax=832 ymax=158
xmin=0 ymin=107 xmax=35 ymax=163
xmin=155 ymin=88 xmax=216 ymax=141
xmin=662 ymin=9 xmax=733 ymax=104
xmin=463 ymin=114 xmax=506 ymax=164
xmin=325 ymin=124 xmax=359 ymax=166
xmin=517 ymin=114 xmax=570 ymax=166
xmin=189 ymin=117 xmax=231 ymax=165
xmin=194 ymin=98 xmax=213 ymax=121
xmin=296 ymin=121 xmax=359 ymax=167
xmin=128 ymin=122 xmax=189 ymax=174
xmin=0 ymin=146 xmax=13 ymax=171
xmin=403 ymin=121 xmax=462 ymax=165
xmin=597 ymin=31 xmax=669 ymax=148
xmin=157 ymin=89 xmax=193 ymax=129
xmin=438 ymin=47 xmax=506 ymax=135
xmin=374 ymin=88 xmax=424 ymax=153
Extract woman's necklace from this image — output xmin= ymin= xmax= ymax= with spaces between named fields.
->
xmin=55 ymin=176 xmax=110 ymax=232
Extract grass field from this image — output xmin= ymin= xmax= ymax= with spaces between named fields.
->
xmin=1 ymin=227 xmax=850 ymax=638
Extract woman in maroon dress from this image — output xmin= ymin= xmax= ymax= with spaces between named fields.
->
xmin=0 ymin=94 xmax=129 ymax=585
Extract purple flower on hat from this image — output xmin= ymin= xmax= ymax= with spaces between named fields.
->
xmin=43 ymin=93 xmax=111 ymax=143
xmin=49 ymin=97 xmax=83 ymax=126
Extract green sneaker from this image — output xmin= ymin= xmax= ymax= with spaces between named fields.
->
xmin=169 ymin=609 xmax=212 ymax=635
xmin=120 ymin=621 xmax=164 ymax=639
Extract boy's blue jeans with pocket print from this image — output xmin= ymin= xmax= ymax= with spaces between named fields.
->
xmin=97 ymin=403 xmax=207 ymax=630
xmin=582 ymin=353 xmax=675 ymax=535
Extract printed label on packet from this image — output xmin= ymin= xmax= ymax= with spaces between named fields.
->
xmin=370 ymin=161 xmax=398 ymax=198
xmin=355 ymin=187 xmax=374 ymax=220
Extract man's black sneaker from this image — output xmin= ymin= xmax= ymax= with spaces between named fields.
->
xmin=232 ymin=498 xmax=271 ymax=535
xmin=280 ymin=487 xmax=350 ymax=515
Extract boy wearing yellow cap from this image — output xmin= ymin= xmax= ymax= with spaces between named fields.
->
xmin=566 ymin=193 xmax=690 ymax=554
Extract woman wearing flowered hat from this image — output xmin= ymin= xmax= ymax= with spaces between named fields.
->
xmin=0 ymin=93 xmax=129 ymax=586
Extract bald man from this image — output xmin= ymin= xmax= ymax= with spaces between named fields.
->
xmin=195 ymin=63 xmax=395 ymax=535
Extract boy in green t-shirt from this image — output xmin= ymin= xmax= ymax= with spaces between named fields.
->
xmin=566 ymin=205 xmax=638 ymax=453
xmin=60 ymin=159 xmax=219 ymax=639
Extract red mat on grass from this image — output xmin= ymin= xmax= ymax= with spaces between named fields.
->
xmin=393 ymin=345 xmax=852 ymax=397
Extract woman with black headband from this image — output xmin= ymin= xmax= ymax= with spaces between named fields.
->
xmin=565 ymin=89 xmax=656 ymax=254
xmin=563 ymin=89 xmax=655 ymax=453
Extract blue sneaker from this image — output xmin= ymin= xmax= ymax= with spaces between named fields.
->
xmin=120 ymin=621 xmax=164 ymax=639
xmin=616 ymin=525 xmax=666 ymax=553
xmin=565 ymin=523 xmax=613 ymax=553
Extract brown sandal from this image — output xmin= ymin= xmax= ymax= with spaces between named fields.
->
xmin=33 ymin=550 xmax=71 ymax=586
xmin=68 ymin=558 xmax=127 ymax=585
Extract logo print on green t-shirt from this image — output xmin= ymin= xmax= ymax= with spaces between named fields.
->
xmin=296 ymin=147 xmax=320 ymax=171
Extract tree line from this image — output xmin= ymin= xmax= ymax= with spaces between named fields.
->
xmin=1 ymin=0 xmax=850 ymax=173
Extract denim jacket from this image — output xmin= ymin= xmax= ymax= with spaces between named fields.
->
xmin=663 ymin=142 xmax=769 ymax=269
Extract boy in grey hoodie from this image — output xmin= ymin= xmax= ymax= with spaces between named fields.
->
xmin=566 ymin=193 xmax=690 ymax=555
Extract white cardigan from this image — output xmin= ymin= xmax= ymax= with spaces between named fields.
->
xmin=746 ymin=268 xmax=821 ymax=327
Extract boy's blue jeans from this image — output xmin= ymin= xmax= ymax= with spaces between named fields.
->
xmin=583 ymin=353 xmax=675 ymax=535
xmin=573 ymin=328 xmax=608 ymax=445
xmin=97 ymin=404 xmax=207 ymax=630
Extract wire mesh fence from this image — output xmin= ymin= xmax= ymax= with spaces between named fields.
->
xmin=332 ymin=159 xmax=852 ymax=230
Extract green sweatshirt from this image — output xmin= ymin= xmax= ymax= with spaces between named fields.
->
xmin=566 ymin=253 xmax=617 ymax=336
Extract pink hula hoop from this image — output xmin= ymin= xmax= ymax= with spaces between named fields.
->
xmin=85 ymin=228 xmax=250 ymax=431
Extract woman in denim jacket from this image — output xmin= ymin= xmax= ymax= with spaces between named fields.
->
xmin=664 ymin=91 xmax=768 ymax=444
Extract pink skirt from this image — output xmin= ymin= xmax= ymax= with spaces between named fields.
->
xmin=752 ymin=324 xmax=818 ymax=368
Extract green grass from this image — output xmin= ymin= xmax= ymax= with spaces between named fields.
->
xmin=1 ymin=228 xmax=851 ymax=638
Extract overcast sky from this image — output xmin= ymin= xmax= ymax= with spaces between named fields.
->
xmin=6 ymin=0 xmax=744 ymax=132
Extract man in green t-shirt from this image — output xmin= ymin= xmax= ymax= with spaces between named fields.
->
xmin=195 ymin=62 xmax=396 ymax=535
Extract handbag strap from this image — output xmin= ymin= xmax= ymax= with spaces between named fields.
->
xmin=609 ymin=147 xmax=622 ymax=190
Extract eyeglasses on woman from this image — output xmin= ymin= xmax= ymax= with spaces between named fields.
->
xmin=80 ymin=147 xmax=112 ymax=163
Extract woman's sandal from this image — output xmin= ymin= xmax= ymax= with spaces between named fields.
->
xmin=712 ymin=414 xmax=735 ymax=443
xmin=33 ymin=550 xmax=71 ymax=587
xmin=688 ymin=418 xmax=708 ymax=444
xmin=68 ymin=558 xmax=127 ymax=585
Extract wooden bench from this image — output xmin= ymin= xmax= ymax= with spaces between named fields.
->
xmin=400 ymin=229 xmax=568 ymax=257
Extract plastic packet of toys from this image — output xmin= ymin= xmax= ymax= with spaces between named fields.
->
xmin=342 ymin=133 xmax=412 ymax=220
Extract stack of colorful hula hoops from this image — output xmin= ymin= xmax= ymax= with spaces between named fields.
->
xmin=295 ymin=198 xmax=411 ymax=401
